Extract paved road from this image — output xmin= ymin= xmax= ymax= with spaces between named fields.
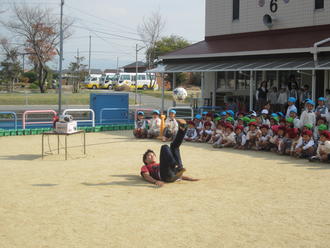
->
xmin=0 ymin=90 xmax=188 ymax=114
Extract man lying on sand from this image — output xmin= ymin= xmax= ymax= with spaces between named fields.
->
xmin=140 ymin=119 xmax=199 ymax=187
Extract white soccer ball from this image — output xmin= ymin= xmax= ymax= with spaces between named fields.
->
xmin=173 ymin=87 xmax=188 ymax=101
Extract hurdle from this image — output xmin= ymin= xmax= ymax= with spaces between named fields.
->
xmin=100 ymin=108 xmax=129 ymax=124
xmin=62 ymin=109 xmax=95 ymax=127
xmin=198 ymin=106 xmax=224 ymax=114
xmin=0 ymin=112 xmax=18 ymax=129
xmin=167 ymin=106 xmax=194 ymax=120
xmin=22 ymin=110 xmax=57 ymax=129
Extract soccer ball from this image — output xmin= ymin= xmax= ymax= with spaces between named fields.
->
xmin=173 ymin=87 xmax=188 ymax=101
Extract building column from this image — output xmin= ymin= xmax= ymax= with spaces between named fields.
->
xmin=250 ymin=71 xmax=254 ymax=111
xmin=312 ymin=69 xmax=316 ymax=101
xmin=161 ymin=73 xmax=165 ymax=113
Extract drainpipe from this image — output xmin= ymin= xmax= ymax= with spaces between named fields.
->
xmin=249 ymin=71 xmax=254 ymax=111
xmin=311 ymin=38 xmax=330 ymax=101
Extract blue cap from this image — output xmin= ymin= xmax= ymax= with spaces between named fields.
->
xmin=306 ymin=100 xmax=315 ymax=106
xmin=195 ymin=114 xmax=202 ymax=120
xmin=169 ymin=109 xmax=176 ymax=114
xmin=137 ymin=111 xmax=144 ymax=115
xmin=152 ymin=110 xmax=160 ymax=115
xmin=220 ymin=111 xmax=227 ymax=116
xmin=202 ymin=111 xmax=208 ymax=115
xmin=288 ymin=97 xmax=296 ymax=103
xmin=304 ymin=98 xmax=312 ymax=103
xmin=226 ymin=110 xmax=235 ymax=116
xmin=271 ymin=113 xmax=279 ymax=118
xmin=277 ymin=112 xmax=285 ymax=117
xmin=318 ymin=97 xmax=326 ymax=101
xmin=289 ymin=109 xmax=297 ymax=113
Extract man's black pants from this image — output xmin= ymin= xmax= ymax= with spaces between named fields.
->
xmin=159 ymin=127 xmax=185 ymax=182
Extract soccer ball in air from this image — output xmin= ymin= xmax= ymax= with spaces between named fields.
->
xmin=173 ymin=87 xmax=188 ymax=101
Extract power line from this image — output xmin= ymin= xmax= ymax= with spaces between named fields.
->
xmin=72 ymin=24 xmax=144 ymax=42
xmin=66 ymin=4 xmax=138 ymax=33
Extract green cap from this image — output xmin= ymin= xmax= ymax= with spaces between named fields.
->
xmin=225 ymin=117 xmax=234 ymax=123
xmin=250 ymin=119 xmax=257 ymax=123
xmin=304 ymin=123 xmax=313 ymax=130
xmin=214 ymin=117 xmax=221 ymax=121
xmin=242 ymin=116 xmax=251 ymax=123
xmin=318 ymin=124 xmax=328 ymax=131
xmin=286 ymin=117 xmax=294 ymax=123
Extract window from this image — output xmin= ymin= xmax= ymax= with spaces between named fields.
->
xmin=315 ymin=0 xmax=324 ymax=9
xmin=217 ymin=72 xmax=226 ymax=88
xmin=233 ymin=0 xmax=240 ymax=20
xmin=138 ymin=75 xmax=146 ymax=80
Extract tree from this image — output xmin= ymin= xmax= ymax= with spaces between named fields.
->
xmin=152 ymin=35 xmax=191 ymax=88
xmin=68 ymin=55 xmax=87 ymax=93
xmin=153 ymin=35 xmax=190 ymax=59
xmin=2 ymin=4 xmax=73 ymax=93
xmin=138 ymin=10 xmax=165 ymax=68
xmin=0 ymin=39 xmax=21 ymax=92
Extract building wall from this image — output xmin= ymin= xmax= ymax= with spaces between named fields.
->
xmin=203 ymin=72 xmax=217 ymax=103
xmin=205 ymin=0 xmax=330 ymax=37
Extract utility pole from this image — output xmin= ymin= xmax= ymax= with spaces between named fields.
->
xmin=116 ymin=56 xmax=119 ymax=74
xmin=88 ymin=35 xmax=91 ymax=75
xmin=135 ymin=44 xmax=138 ymax=105
xmin=58 ymin=0 xmax=64 ymax=114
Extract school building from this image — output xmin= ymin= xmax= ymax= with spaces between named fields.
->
xmin=152 ymin=0 xmax=330 ymax=111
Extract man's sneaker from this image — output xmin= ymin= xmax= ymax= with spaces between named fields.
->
xmin=175 ymin=168 xmax=186 ymax=178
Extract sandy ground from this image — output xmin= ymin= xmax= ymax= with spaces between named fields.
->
xmin=0 ymin=131 xmax=330 ymax=248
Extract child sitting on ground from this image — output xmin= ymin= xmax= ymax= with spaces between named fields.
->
xmin=198 ymin=121 xmax=213 ymax=142
xmin=213 ymin=123 xmax=236 ymax=148
xmin=309 ymin=130 xmax=330 ymax=162
xmin=246 ymin=122 xmax=261 ymax=150
xmin=147 ymin=110 xmax=161 ymax=139
xmin=133 ymin=111 xmax=148 ymax=138
xmin=162 ymin=110 xmax=178 ymax=142
xmin=294 ymin=130 xmax=315 ymax=158
xmin=233 ymin=125 xmax=247 ymax=149
xmin=256 ymin=124 xmax=271 ymax=151
xmin=184 ymin=121 xmax=198 ymax=142
xmin=209 ymin=121 xmax=224 ymax=144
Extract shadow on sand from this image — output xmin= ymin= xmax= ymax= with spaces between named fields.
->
xmin=81 ymin=174 xmax=155 ymax=188
xmin=0 ymin=154 xmax=41 ymax=161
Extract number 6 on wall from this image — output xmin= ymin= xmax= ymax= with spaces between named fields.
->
xmin=270 ymin=0 xmax=278 ymax=13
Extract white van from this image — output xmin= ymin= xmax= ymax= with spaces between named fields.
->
xmin=116 ymin=72 xmax=157 ymax=90
xmin=99 ymin=73 xmax=116 ymax=89
xmin=83 ymin=74 xmax=102 ymax=89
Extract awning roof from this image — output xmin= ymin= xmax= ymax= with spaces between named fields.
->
xmin=148 ymin=57 xmax=330 ymax=73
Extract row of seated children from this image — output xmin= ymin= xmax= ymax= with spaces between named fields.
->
xmin=183 ymin=97 xmax=330 ymax=163
xmin=133 ymin=109 xmax=179 ymax=141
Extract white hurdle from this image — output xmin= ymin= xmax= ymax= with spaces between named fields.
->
xmin=63 ymin=109 xmax=95 ymax=127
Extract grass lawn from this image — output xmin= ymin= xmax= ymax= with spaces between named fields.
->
xmin=0 ymin=92 xmax=135 ymax=105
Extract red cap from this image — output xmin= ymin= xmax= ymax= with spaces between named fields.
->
xmin=248 ymin=122 xmax=257 ymax=126
xmin=187 ymin=120 xmax=195 ymax=126
xmin=303 ymin=130 xmax=313 ymax=137
xmin=235 ymin=125 xmax=244 ymax=131
xmin=260 ymin=124 xmax=269 ymax=129
xmin=204 ymin=121 xmax=212 ymax=127
xmin=278 ymin=125 xmax=286 ymax=132
xmin=206 ymin=113 xmax=213 ymax=118
xmin=321 ymin=130 xmax=330 ymax=139
xmin=225 ymin=123 xmax=234 ymax=130
xmin=287 ymin=128 xmax=299 ymax=139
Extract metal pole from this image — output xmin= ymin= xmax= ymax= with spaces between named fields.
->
xmin=116 ymin=56 xmax=119 ymax=74
xmin=135 ymin=44 xmax=138 ymax=105
xmin=172 ymin=73 xmax=176 ymax=107
xmin=249 ymin=71 xmax=253 ymax=111
xmin=22 ymin=54 xmax=25 ymax=73
xmin=58 ymin=0 xmax=64 ymax=114
xmin=161 ymin=73 xmax=165 ymax=113
xmin=88 ymin=35 xmax=91 ymax=75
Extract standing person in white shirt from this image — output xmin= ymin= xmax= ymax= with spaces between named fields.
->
xmin=286 ymin=97 xmax=297 ymax=118
xmin=300 ymin=100 xmax=316 ymax=129
xmin=267 ymin=86 xmax=279 ymax=112
xmin=277 ymin=87 xmax=288 ymax=113
xmin=147 ymin=110 xmax=161 ymax=139
xmin=315 ymin=97 xmax=328 ymax=119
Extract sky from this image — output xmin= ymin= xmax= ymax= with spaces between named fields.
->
xmin=0 ymin=0 xmax=205 ymax=70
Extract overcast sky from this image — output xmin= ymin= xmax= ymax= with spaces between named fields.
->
xmin=0 ymin=0 xmax=205 ymax=70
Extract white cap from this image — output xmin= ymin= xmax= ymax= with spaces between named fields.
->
xmin=250 ymin=111 xmax=257 ymax=117
xmin=261 ymin=109 xmax=269 ymax=115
